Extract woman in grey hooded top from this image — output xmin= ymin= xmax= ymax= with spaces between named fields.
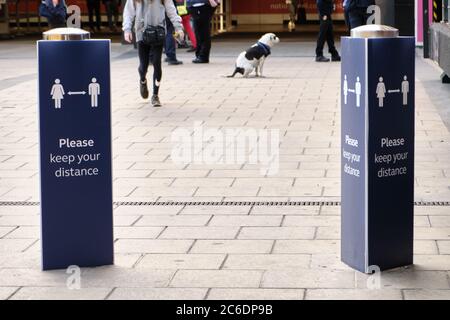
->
xmin=123 ymin=0 xmax=184 ymax=106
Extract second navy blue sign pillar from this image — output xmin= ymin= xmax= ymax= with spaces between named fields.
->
xmin=341 ymin=33 xmax=415 ymax=273
xmin=38 ymin=37 xmax=114 ymax=270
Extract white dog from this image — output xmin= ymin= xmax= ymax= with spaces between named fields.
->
xmin=228 ymin=33 xmax=280 ymax=78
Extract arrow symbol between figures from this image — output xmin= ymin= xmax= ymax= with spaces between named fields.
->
xmin=68 ymin=91 xmax=86 ymax=95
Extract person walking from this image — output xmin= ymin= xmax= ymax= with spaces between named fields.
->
xmin=315 ymin=0 xmax=341 ymax=62
xmin=86 ymin=0 xmax=102 ymax=32
xmin=187 ymin=0 xmax=220 ymax=64
xmin=123 ymin=0 xmax=184 ymax=107
xmin=345 ymin=0 xmax=375 ymax=29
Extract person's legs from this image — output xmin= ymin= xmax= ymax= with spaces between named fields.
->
xmin=189 ymin=8 xmax=202 ymax=58
xmin=192 ymin=5 xmax=213 ymax=62
xmin=105 ymin=1 xmax=113 ymax=30
xmin=137 ymin=41 xmax=151 ymax=99
xmin=112 ymin=0 xmax=119 ymax=27
xmin=326 ymin=16 xmax=339 ymax=58
xmin=344 ymin=8 xmax=351 ymax=33
xmin=315 ymin=15 xmax=328 ymax=57
xmin=94 ymin=0 xmax=101 ymax=30
xmin=199 ymin=6 xmax=215 ymax=61
xmin=86 ymin=0 xmax=94 ymax=30
xmin=165 ymin=18 xmax=177 ymax=61
xmin=150 ymin=44 xmax=163 ymax=106
xmin=150 ymin=44 xmax=163 ymax=96
xmin=138 ymin=41 xmax=151 ymax=81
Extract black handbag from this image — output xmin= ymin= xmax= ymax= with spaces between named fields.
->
xmin=142 ymin=25 xmax=166 ymax=46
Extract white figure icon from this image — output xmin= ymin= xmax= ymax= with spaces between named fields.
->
xmin=376 ymin=77 xmax=387 ymax=107
xmin=355 ymin=77 xmax=361 ymax=107
xmin=88 ymin=77 xmax=100 ymax=107
xmin=50 ymin=79 xmax=65 ymax=109
xmin=343 ymin=75 xmax=348 ymax=105
xmin=401 ymin=75 xmax=409 ymax=106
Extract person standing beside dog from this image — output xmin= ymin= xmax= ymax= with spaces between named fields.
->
xmin=123 ymin=0 xmax=184 ymax=107
xmin=187 ymin=0 xmax=220 ymax=64
xmin=344 ymin=0 xmax=375 ymax=29
xmin=315 ymin=0 xmax=341 ymax=62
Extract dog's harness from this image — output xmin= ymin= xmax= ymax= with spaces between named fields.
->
xmin=257 ymin=41 xmax=271 ymax=57
xmin=245 ymin=42 xmax=272 ymax=61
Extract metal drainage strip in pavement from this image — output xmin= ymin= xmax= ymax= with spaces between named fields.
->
xmin=0 ymin=201 xmax=449 ymax=207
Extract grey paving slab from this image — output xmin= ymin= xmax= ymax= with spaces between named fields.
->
xmin=305 ymin=289 xmax=402 ymax=300
xmin=108 ymin=288 xmax=208 ymax=300
xmin=10 ymin=287 xmax=111 ymax=300
xmin=170 ymin=270 xmax=263 ymax=288
xmin=207 ymin=288 xmax=305 ymax=300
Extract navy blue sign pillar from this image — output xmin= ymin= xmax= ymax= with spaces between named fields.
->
xmin=341 ymin=28 xmax=415 ymax=273
xmin=38 ymin=36 xmax=114 ymax=270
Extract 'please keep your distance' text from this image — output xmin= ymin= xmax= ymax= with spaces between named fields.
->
xmin=49 ymin=138 xmax=102 ymax=178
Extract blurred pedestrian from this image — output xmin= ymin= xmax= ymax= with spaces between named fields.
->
xmin=343 ymin=0 xmax=351 ymax=33
xmin=103 ymin=0 xmax=120 ymax=32
xmin=286 ymin=0 xmax=299 ymax=32
xmin=187 ymin=0 xmax=220 ymax=64
xmin=165 ymin=4 xmax=183 ymax=65
xmin=39 ymin=0 xmax=67 ymax=29
xmin=176 ymin=0 xmax=197 ymax=51
xmin=315 ymin=0 xmax=340 ymax=62
xmin=345 ymin=0 xmax=375 ymax=29
xmin=87 ymin=0 xmax=102 ymax=32
xmin=123 ymin=0 xmax=184 ymax=107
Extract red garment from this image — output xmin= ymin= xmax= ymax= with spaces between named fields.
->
xmin=182 ymin=14 xmax=197 ymax=49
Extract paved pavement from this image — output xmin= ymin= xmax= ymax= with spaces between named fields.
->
xmin=0 ymin=37 xmax=450 ymax=300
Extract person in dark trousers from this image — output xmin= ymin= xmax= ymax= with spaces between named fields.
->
xmin=39 ymin=0 xmax=67 ymax=28
xmin=103 ymin=0 xmax=120 ymax=32
xmin=345 ymin=0 xmax=375 ymax=29
xmin=165 ymin=1 xmax=183 ymax=65
xmin=123 ymin=0 xmax=184 ymax=107
xmin=165 ymin=16 xmax=183 ymax=65
xmin=315 ymin=0 xmax=341 ymax=62
xmin=187 ymin=0 xmax=220 ymax=63
xmin=87 ymin=0 xmax=102 ymax=32
xmin=343 ymin=0 xmax=351 ymax=33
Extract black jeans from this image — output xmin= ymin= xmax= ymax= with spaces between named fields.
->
xmin=138 ymin=41 xmax=163 ymax=95
xmin=315 ymin=14 xmax=339 ymax=57
xmin=189 ymin=5 xmax=215 ymax=61
xmin=87 ymin=0 xmax=101 ymax=30
xmin=348 ymin=7 xmax=370 ymax=30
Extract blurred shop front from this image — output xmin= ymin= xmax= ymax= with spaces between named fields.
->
xmin=0 ymin=0 xmax=427 ymax=39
